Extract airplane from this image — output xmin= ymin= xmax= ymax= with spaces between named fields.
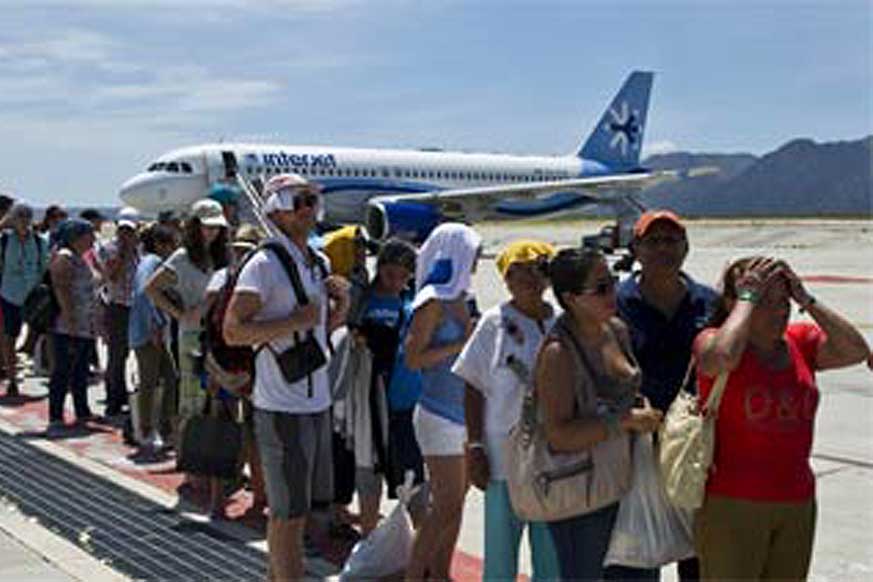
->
xmin=119 ymin=71 xmax=671 ymax=243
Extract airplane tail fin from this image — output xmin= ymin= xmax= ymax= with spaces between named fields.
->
xmin=577 ymin=71 xmax=654 ymax=169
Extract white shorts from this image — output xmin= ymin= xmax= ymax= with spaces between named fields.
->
xmin=413 ymin=406 xmax=466 ymax=457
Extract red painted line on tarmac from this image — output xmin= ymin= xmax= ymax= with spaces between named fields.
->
xmin=801 ymin=275 xmax=873 ymax=284
xmin=0 ymin=389 xmax=489 ymax=580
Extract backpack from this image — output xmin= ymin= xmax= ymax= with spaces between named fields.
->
xmin=202 ymin=241 xmax=327 ymax=395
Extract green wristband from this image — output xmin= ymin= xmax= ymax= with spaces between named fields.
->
xmin=737 ymin=288 xmax=760 ymax=304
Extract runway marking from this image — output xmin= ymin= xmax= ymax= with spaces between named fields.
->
xmin=802 ymin=275 xmax=873 ymax=284
xmin=812 ymin=452 xmax=873 ymax=471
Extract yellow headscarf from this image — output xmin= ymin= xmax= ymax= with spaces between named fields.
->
xmin=495 ymin=239 xmax=556 ymax=277
xmin=324 ymin=225 xmax=366 ymax=278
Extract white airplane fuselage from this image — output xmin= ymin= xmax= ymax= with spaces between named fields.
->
xmin=119 ymin=71 xmax=657 ymax=241
xmin=119 ymin=143 xmax=614 ymax=223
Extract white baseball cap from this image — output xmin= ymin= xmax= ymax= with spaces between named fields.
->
xmin=263 ymin=173 xmax=322 ymax=214
xmin=190 ymin=198 xmax=229 ymax=228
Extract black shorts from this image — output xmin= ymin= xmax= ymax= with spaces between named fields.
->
xmin=253 ymin=408 xmax=333 ymax=519
xmin=0 ymin=296 xmax=23 ymax=338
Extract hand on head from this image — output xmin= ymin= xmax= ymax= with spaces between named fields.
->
xmin=735 ymin=256 xmax=783 ymax=297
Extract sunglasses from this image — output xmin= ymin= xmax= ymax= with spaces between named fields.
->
xmin=579 ymin=275 xmax=618 ymax=296
xmin=293 ymin=192 xmax=320 ymax=211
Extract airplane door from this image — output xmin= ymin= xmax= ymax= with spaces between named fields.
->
xmin=221 ymin=151 xmax=238 ymax=180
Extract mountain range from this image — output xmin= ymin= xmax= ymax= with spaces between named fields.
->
xmin=640 ymin=135 xmax=872 ymax=217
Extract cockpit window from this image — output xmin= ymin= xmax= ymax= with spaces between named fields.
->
xmin=166 ymin=162 xmax=179 ymax=173
xmin=181 ymin=162 xmax=193 ymax=174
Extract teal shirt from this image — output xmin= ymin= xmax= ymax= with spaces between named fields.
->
xmin=0 ymin=230 xmax=49 ymax=306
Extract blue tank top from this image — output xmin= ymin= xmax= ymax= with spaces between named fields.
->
xmin=418 ymin=301 xmax=467 ymax=425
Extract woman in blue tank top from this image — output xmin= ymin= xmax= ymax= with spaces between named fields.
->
xmin=404 ymin=222 xmax=481 ymax=582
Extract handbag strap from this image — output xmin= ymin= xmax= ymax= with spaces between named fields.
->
xmin=702 ymin=369 xmax=729 ymax=417
xmin=677 ymin=356 xmax=729 ymax=417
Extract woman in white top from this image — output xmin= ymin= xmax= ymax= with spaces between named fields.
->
xmin=453 ymin=240 xmax=561 ymax=582
xmin=145 ymin=199 xmax=229 ymax=453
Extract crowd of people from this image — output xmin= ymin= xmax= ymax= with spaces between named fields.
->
xmin=0 ymin=181 xmax=871 ymax=582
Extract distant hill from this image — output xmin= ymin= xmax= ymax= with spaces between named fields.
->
xmin=640 ymin=136 xmax=872 ymax=216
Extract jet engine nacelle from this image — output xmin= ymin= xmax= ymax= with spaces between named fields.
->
xmin=365 ymin=199 xmax=443 ymax=243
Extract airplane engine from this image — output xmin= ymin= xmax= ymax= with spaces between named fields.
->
xmin=365 ymin=199 xmax=442 ymax=243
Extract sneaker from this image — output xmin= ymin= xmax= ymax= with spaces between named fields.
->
xmin=46 ymin=421 xmax=66 ymax=437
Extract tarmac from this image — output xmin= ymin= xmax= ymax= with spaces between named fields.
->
xmin=0 ymin=218 xmax=870 ymax=581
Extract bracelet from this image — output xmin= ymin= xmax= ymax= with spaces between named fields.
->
xmin=799 ymin=295 xmax=817 ymax=313
xmin=737 ymin=288 xmax=760 ymax=304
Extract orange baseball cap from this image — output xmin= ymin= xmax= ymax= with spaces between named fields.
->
xmin=633 ymin=210 xmax=686 ymax=239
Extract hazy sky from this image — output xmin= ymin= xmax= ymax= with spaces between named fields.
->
xmin=1 ymin=0 xmax=870 ymax=206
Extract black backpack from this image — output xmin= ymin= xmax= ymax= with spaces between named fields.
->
xmin=202 ymin=241 xmax=327 ymax=393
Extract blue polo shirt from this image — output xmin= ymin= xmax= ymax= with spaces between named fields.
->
xmin=617 ymin=272 xmax=718 ymax=413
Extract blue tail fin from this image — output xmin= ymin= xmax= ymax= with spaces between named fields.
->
xmin=577 ymin=71 xmax=654 ymax=169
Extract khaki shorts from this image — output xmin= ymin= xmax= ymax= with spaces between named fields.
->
xmin=695 ymin=494 xmax=816 ymax=581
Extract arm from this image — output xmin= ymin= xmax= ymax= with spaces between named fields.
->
xmin=326 ymin=275 xmax=351 ymax=333
xmin=782 ymin=265 xmax=870 ymax=370
xmin=698 ymin=257 xmax=782 ymax=376
xmin=403 ymin=300 xmax=466 ymax=370
xmin=143 ymin=266 xmax=186 ymax=321
xmin=538 ymin=342 xmax=612 ymax=452
xmin=464 ymin=384 xmax=489 ymax=490
xmin=223 ymin=290 xmax=319 ymax=347
xmin=50 ymin=254 xmax=75 ymax=328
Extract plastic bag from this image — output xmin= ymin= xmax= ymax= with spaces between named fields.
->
xmin=604 ymin=433 xmax=695 ymax=568
xmin=339 ymin=472 xmax=417 ymax=581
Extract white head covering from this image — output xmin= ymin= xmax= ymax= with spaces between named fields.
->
xmin=412 ymin=222 xmax=482 ymax=310
xmin=262 ymin=173 xmax=323 ymax=215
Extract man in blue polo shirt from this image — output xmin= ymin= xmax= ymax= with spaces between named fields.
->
xmin=615 ymin=209 xmax=717 ymax=582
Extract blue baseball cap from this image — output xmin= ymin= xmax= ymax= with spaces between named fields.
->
xmin=208 ymin=183 xmax=241 ymax=205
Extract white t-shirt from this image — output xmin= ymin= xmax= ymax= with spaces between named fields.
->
xmin=206 ymin=268 xmax=228 ymax=295
xmin=452 ymin=301 xmax=556 ymax=480
xmin=162 ymin=248 xmax=213 ymax=332
xmin=234 ymin=235 xmax=332 ymax=414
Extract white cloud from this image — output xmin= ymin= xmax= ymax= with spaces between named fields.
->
xmin=0 ymin=29 xmax=116 ymax=64
xmin=642 ymin=140 xmax=679 ymax=157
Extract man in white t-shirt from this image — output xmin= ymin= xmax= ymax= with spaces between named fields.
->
xmin=224 ymin=174 xmax=349 ymax=580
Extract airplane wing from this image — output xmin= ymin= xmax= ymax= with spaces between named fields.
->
xmin=368 ymin=170 xmax=678 ymax=221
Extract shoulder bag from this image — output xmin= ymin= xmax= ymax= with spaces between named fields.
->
xmin=503 ymin=316 xmax=632 ymax=522
xmin=258 ymin=242 xmax=327 ymax=396
xmin=658 ymin=362 xmax=729 ymax=509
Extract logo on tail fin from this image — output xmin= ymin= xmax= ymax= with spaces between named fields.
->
xmin=605 ymin=101 xmax=642 ymax=157
xmin=577 ymin=71 xmax=653 ymax=169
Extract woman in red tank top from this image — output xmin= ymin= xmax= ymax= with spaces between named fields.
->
xmin=693 ymin=256 xmax=869 ymax=581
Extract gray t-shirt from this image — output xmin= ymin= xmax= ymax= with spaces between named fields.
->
xmin=162 ymin=248 xmax=213 ymax=332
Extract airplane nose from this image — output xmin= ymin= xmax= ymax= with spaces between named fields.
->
xmin=118 ymin=173 xmax=171 ymax=211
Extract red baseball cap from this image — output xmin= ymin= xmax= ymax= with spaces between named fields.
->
xmin=633 ymin=210 xmax=686 ymax=239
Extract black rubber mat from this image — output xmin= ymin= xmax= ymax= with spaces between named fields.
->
xmin=0 ymin=432 xmax=266 ymax=581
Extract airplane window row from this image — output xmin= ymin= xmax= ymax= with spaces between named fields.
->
xmin=245 ymin=165 xmax=567 ymax=183
xmin=147 ymin=161 xmax=194 ymax=174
